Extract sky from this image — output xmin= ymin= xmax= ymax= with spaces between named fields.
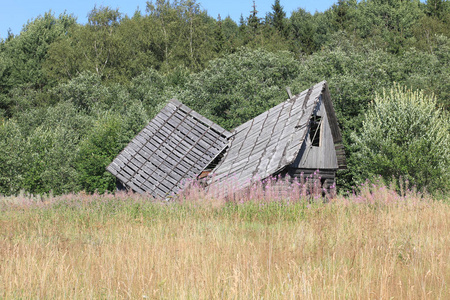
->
xmin=0 ymin=0 xmax=338 ymax=39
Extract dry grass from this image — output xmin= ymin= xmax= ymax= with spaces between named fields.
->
xmin=0 ymin=187 xmax=449 ymax=299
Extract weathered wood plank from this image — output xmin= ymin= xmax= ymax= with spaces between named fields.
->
xmin=114 ymin=157 xmax=131 ymax=171
xmin=159 ymin=122 xmax=218 ymax=157
xmin=106 ymin=162 xmax=121 ymax=173
xmin=109 ymin=98 xmax=232 ymax=197
xmin=112 ymin=158 xmax=126 ymax=169
xmin=187 ymin=109 xmax=232 ymax=138
xmin=125 ymin=181 xmax=145 ymax=194
xmin=114 ymin=173 xmax=129 ymax=186
xmin=132 ymin=153 xmax=148 ymax=165
xmin=119 ymin=165 xmax=136 ymax=180
xmin=231 ymin=127 xmax=263 ymax=144
xmin=148 ymin=151 xmax=188 ymax=175
xmin=142 ymin=124 xmax=157 ymax=136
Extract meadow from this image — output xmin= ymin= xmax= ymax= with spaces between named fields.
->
xmin=0 ymin=181 xmax=449 ymax=299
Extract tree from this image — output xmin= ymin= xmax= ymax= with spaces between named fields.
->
xmin=214 ymin=14 xmax=225 ymax=53
xmin=146 ymin=0 xmax=215 ymax=72
xmin=81 ymin=6 xmax=124 ymax=80
xmin=219 ymin=16 xmax=241 ymax=52
xmin=351 ymin=85 xmax=449 ymax=193
xmin=128 ymin=68 xmax=168 ymax=116
xmin=50 ymin=71 xmax=107 ymax=112
xmin=289 ymin=9 xmax=319 ymax=54
xmin=76 ymin=103 xmax=148 ymax=193
xmin=270 ymin=0 xmax=286 ymax=34
xmin=426 ymin=0 xmax=446 ymax=19
xmin=44 ymin=6 xmax=126 ymax=83
xmin=348 ymin=0 xmax=423 ymax=54
xmin=411 ymin=15 xmax=449 ymax=52
xmin=331 ymin=0 xmax=352 ymax=31
xmin=0 ymin=12 xmax=76 ymax=94
xmin=0 ymin=120 xmax=25 ymax=195
xmin=0 ymin=101 xmax=92 ymax=195
xmin=179 ymin=48 xmax=300 ymax=129
xmin=248 ymin=1 xmax=260 ymax=32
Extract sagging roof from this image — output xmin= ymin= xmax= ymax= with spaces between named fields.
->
xmin=107 ymin=81 xmax=345 ymax=197
xmin=208 ymin=81 xmax=345 ymax=191
xmin=106 ymin=99 xmax=232 ymax=198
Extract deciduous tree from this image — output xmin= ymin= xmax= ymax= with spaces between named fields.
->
xmin=352 ymin=85 xmax=449 ymax=193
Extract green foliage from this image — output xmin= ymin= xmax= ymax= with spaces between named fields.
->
xmin=0 ymin=85 xmax=52 ymax=118
xmin=426 ymin=0 xmax=448 ymax=19
xmin=411 ymin=15 xmax=450 ymax=51
xmin=20 ymin=126 xmax=78 ymax=194
xmin=0 ymin=121 xmax=25 ymax=195
xmin=0 ymin=102 xmax=92 ymax=195
xmin=2 ymin=0 xmax=450 ymax=195
xmin=50 ymin=71 xmax=106 ymax=111
xmin=45 ymin=7 xmax=128 ymax=83
xmin=76 ymin=103 xmax=149 ymax=194
xmin=0 ymin=12 xmax=76 ymax=91
xmin=247 ymin=1 xmax=260 ymax=32
xmin=146 ymin=0 xmax=217 ymax=72
xmin=352 ymin=85 xmax=450 ymax=193
xmin=179 ymin=48 xmax=300 ymax=129
xmin=76 ymin=114 xmax=123 ymax=194
xmin=50 ymin=71 xmax=155 ymax=114
xmin=289 ymin=9 xmax=323 ymax=54
xmin=290 ymin=38 xmax=450 ymax=131
xmin=213 ymin=16 xmax=226 ymax=54
xmin=269 ymin=0 xmax=287 ymax=34
xmin=0 ymin=71 xmax=150 ymax=195
xmin=220 ymin=16 xmax=241 ymax=51
xmin=348 ymin=0 xmax=423 ymax=53
xmin=330 ymin=0 xmax=355 ymax=31
xmin=0 ymin=12 xmax=76 ymax=113
xmin=128 ymin=68 xmax=170 ymax=116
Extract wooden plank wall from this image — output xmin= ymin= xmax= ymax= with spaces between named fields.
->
xmin=277 ymin=168 xmax=336 ymax=189
xmin=291 ymin=97 xmax=338 ymax=170
xmin=321 ymin=84 xmax=346 ymax=169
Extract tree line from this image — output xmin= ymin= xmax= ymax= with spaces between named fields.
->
xmin=0 ymin=0 xmax=449 ymax=196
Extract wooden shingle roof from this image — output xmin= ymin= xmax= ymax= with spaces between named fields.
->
xmin=106 ymin=99 xmax=232 ymax=197
xmin=208 ymin=81 xmax=343 ymax=192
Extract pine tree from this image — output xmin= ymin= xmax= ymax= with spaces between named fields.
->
xmin=426 ymin=0 xmax=445 ymax=19
xmin=214 ymin=14 xmax=225 ymax=53
xmin=332 ymin=0 xmax=349 ymax=31
xmin=270 ymin=0 xmax=286 ymax=34
xmin=248 ymin=1 xmax=260 ymax=32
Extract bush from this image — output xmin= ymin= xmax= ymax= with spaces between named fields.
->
xmin=178 ymin=48 xmax=300 ymax=129
xmin=76 ymin=102 xmax=149 ymax=194
xmin=351 ymin=85 xmax=450 ymax=193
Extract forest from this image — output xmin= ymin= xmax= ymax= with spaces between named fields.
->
xmin=0 ymin=0 xmax=449 ymax=196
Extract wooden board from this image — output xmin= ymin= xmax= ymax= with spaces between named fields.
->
xmin=209 ymin=82 xmax=327 ymax=196
xmin=106 ymin=99 xmax=232 ymax=197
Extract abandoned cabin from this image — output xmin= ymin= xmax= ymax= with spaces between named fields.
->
xmin=106 ymin=81 xmax=346 ymax=198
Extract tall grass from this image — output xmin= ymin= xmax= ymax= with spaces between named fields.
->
xmin=0 ymin=181 xmax=449 ymax=299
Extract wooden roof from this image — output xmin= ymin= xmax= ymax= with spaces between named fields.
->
xmin=106 ymin=99 xmax=232 ymax=197
xmin=208 ymin=81 xmax=344 ymax=192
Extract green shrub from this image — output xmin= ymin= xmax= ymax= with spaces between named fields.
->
xmin=178 ymin=48 xmax=300 ymax=129
xmin=352 ymin=85 xmax=450 ymax=193
xmin=76 ymin=102 xmax=148 ymax=194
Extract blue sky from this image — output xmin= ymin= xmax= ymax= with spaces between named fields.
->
xmin=1 ymin=0 xmax=338 ymax=39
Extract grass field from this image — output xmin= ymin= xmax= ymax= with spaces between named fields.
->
xmin=1 ymin=183 xmax=449 ymax=299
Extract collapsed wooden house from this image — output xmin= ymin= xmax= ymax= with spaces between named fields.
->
xmin=106 ymin=81 xmax=346 ymax=198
